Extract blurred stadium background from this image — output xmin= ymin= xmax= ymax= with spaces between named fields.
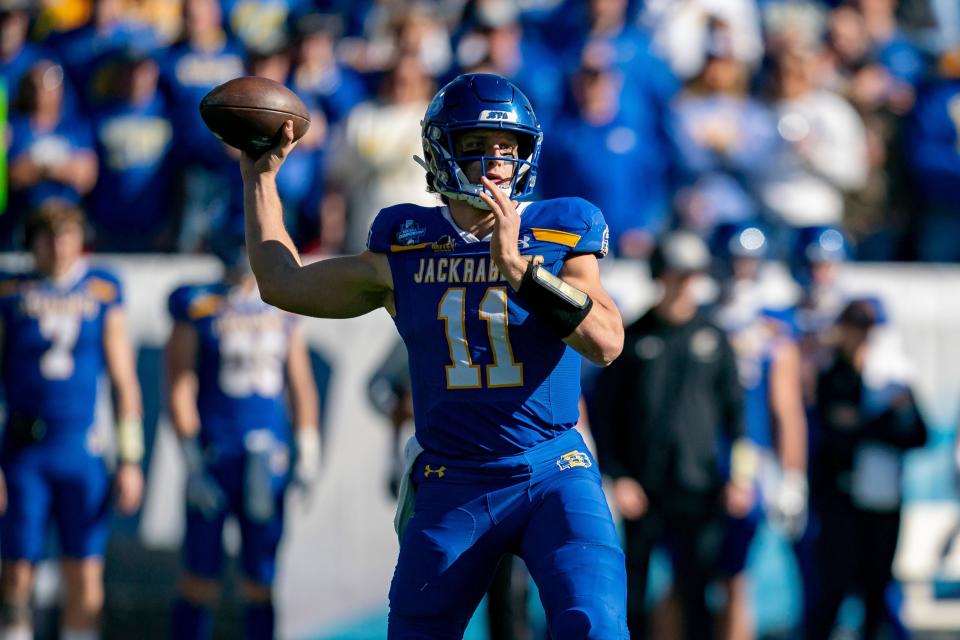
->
xmin=4 ymin=0 xmax=960 ymax=638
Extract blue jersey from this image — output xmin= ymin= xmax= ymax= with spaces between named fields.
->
xmin=90 ymin=92 xmax=175 ymax=236
xmin=221 ymin=0 xmax=311 ymax=52
xmin=168 ymin=283 xmax=297 ymax=454
xmin=0 ymin=264 xmax=122 ymax=435
xmin=713 ymin=300 xmax=794 ymax=450
xmin=367 ymin=198 xmax=608 ymax=458
xmin=157 ymin=39 xmax=246 ymax=169
xmin=8 ymin=114 xmax=96 ymax=209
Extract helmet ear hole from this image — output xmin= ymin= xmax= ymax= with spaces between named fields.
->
xmin=517 ymin=134 xmax=535 ymax=160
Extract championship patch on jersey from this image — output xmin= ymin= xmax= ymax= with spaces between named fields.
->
xmin=557 ymin=450 xmax=592 ymax=470
xmin=396 ymin=220 xmax=427 ymax=246
xmin=600 ymin=226 xmax=610 ymax=257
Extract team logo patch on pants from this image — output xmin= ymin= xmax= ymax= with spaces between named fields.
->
xmin=556 ymin=451 xmax=592 ymax=470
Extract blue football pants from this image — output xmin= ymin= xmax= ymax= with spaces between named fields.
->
xmin=388 ymin=428 xmax=628 ymax=639
xmin=0 ymin=435 xmax=111 ymax=561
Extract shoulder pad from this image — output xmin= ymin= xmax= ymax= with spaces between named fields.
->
xmin=86 ymin=269 xmax=123 ymax=305
xmin=525 ymin=198 xmax=609 ymax=258
xmin=762 ymin=307 xmax=799 ymax=339
xmin=168 ymin=284 xmax=222 ymax=321
xmin=167 ymin=285 xmax=195 ymax=321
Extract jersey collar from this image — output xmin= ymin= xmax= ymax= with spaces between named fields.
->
xmin=439 ymin=202 xmax=532 ymax=243
xmin=37 ymin=259 xmax=88 ymax=290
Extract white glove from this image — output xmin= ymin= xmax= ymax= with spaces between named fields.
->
xmin=291 ymin=428 xmax=321 ymax=499
xmin=768 ymin=469 xmax=808 ymax=540
xmin=181 ymin=437 xmax=225 ymax=520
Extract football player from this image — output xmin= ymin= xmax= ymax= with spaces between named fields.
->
xmin=0 ymin=200 xmax=145 ymax=640
xmin=239 ymin=73 xmax=628 ymax=638
xmin=790 ymin=224 xmax=850 ymax=404
xmin=709 ymin=223 xmax=808 ymax=640
xmin=166 ymin=233 xmax=320 ymax=640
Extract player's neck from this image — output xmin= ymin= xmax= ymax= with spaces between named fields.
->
xmin=37 ymin=258 xmax=84 ymax=284
xmin=447 ymin=200 xmax=495 ymax=240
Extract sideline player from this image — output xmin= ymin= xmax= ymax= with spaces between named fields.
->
xmin=240 ymin=73 xmax=627 ymax=638
xmin=709 ymin=224 xmax=807 ymax=640
xmin=166 ymin=236 xmax=321 ymax=640
xmin=0 ymin=200 xmax=145 ymax=639
xmin=790 ymin=225 xmax=850 ymax=404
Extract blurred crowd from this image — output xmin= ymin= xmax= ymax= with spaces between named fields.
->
xmin=1 ymin=0 xmax=959 ymax=260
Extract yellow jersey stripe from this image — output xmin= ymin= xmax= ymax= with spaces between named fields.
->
xmin=531 ymin=228 xmax=581 ymax=247
xmin=87 ymin=278 xmax=118 ymax=303
xmin=188 ymin=295 xmax=222 ymax=320
xmin=390 ymin=242 xmax=432 ymax=252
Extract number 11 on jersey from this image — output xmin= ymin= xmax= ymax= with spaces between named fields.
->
xmin=439 ymin=287 xmax=523 ymax=389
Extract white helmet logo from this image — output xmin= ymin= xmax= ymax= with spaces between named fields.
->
xmin=479 ymin=110 xmax=517 ymax=122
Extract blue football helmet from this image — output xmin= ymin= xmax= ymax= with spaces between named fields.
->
xmin=790 ymin=224 xmax=848 ymax=285
xmin=710 ymin=222 xmax=768 ymax=281
xmin=415 ymin=73 xmax=543 ymax=210
xmin=712 ymin=222 xmax=768 ymax=261
xmin=793 ymin=225 xmax=848 ymax=265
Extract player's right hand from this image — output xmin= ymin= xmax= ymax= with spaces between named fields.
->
xmin=479 ymin=175 xmax=527 ymax=290
xmin=240 ymin=120 xmax=298 ymax=181
xmin=186 ymin=470 xmax=225 ymax=520
xmin=613 ymin=476 xmax=648 ymax=520
xmin=115 ymin=462 xmax=144 ymax=515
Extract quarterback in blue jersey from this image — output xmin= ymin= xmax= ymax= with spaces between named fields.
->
xmin=165 ymin=239 xmax=320 ymax=640
xmin=708 ymin=223 xmax=808 ymax=639
xmin=0 ymin=201 xmax=145 ymax=640
xmin=239 ymin=73 xmax=627 ymax=638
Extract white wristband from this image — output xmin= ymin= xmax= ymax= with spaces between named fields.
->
xmin=296 ymin=428 xmax=321 ymax=464
xmin=116 ymin=416 xmax=144 ymax=464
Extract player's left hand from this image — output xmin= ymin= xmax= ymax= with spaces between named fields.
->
xmin=479 ymin=176 xmax=527 ymax=290
xmin=115 ymin=462 xmax=144 ymax=515
xmin=723 ymin=480 xmax=755 ymax=519
xmin=291 ymin=428 xmax=321 ymax=503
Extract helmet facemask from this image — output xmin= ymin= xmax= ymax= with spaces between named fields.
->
xmin=417 ymin=125 xmax=540 ymax=210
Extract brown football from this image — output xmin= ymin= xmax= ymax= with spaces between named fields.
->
xmin=199 ymin=76 xmax=310 ymax=156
